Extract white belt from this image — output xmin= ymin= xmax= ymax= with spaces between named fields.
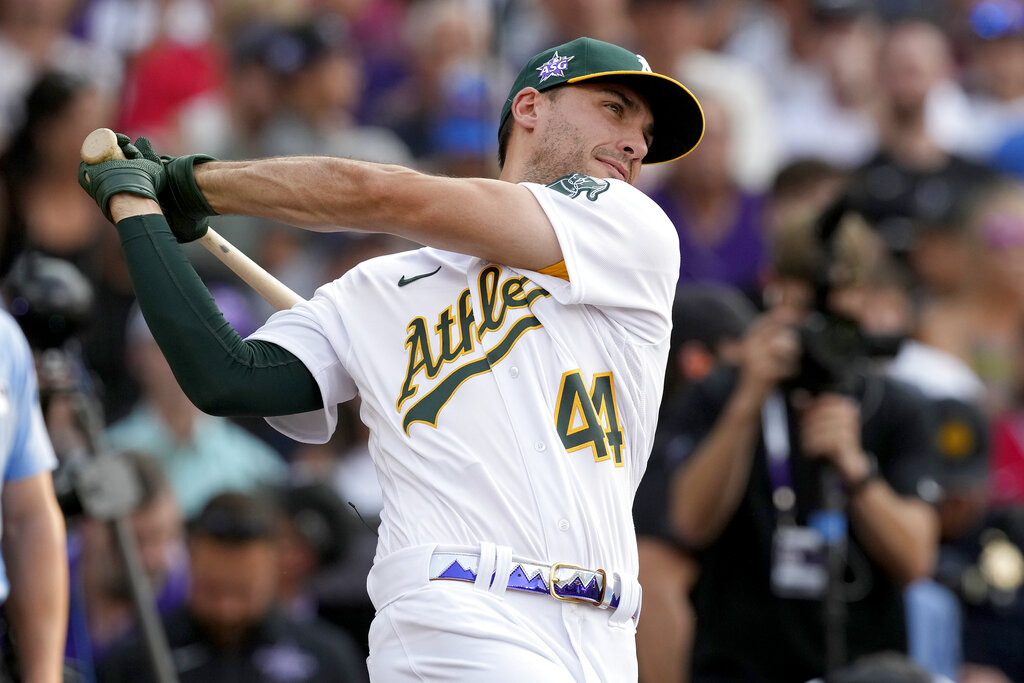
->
xmin=427 ymin=542 xmax=642 ymax=624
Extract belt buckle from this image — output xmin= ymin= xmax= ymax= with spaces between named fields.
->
xmin=549 ymin=562 xmax=607 ymax=605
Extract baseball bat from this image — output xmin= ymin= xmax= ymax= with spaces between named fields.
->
xmin=81 ymin=128 xmax=303 ymax=311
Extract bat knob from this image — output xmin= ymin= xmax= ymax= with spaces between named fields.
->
xmin=81 ymin=128 xmax=125 ymax=164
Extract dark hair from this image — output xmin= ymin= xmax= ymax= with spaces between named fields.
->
xmin=189 ymin=491 xmax=279 ymax=544
xmin=275 ymin=482 xmax=352 ymax=565
xmin=496 ymin=87 xmax=563 ymax=169
xmin=770 ymin=158 xmax=847 ymax=202
xmin=0 ymin=71 xmax=87 ymax=186
xmin=496 ymin=114 xmax=513 ymax=169
xmin=0 ymin=71 xmax=90 ymax=279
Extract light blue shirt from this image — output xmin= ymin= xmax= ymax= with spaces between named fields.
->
xmin=0 ymin=309 xmax=58 ymax=601
xmin=106 ymin=405 xmax=286 ymax=518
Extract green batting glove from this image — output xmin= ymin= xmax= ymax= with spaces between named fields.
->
xmin=133 ymin=138 xmax=218 ymax=244
xmin=78 ymin=133 xmax=165 ymax=223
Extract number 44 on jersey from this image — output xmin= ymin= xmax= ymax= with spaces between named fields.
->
xmin=554 ymin=370 xmax=625 ymax=467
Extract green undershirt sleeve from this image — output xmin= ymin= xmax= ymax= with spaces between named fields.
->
xmin=115 ymin=213 xmax=324 ymax=417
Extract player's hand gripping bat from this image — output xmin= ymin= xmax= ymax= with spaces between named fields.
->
xmin=81 ymin=128 xmax=303 ymax=311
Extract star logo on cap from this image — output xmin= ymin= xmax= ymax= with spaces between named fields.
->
xmin=537 ymin=51 xmax=574 ymax=82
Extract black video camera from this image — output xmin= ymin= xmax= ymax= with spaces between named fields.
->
xmin=784 ymin=194 xmax=880 ymax=396
xmin=790 ymin=307 xmax=866 ymax=396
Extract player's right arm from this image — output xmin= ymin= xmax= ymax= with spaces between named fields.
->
xmin=194 ymin=157 xmax=564 ymax=272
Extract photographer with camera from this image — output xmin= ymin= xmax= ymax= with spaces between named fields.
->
xmin=663 ymin=212 xmax=941 ymax=682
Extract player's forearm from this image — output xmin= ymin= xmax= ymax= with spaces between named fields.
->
xmin=848 ymin=482 xmax=939 ymax=586
xmin=670 ymin=384 xmax=764 ymax=546
xmin=2 ymin=490 xmax=67 ymax=683
xmin=108 ymin=209 xmax=323 ymax=416
xmin=194 ymin=158 xmax=563 ymax=271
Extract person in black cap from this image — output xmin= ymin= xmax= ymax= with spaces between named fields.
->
xmin=79 ymin=36 xmax=704 ymax=681
xmin=273 ymin=481 xmax=352 ymax=622
xmin=634 ymin=283 xmax=756 ymax=682
xmin=97 ymin=491 xmax=366 ymax=682
xmin=929 ymin=397 xmax=1024 ymax=683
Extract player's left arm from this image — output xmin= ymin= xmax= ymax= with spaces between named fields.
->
xmin=1 ymin=471 xmax=67 ymax=683
xmin=196 ymin=158 xmax=564 ymax=272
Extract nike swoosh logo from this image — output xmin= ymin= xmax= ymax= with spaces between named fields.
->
xmin=397 ymin=266 xmax=442 ymax=287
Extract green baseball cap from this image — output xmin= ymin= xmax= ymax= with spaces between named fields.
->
xmin=499 ymin=37 xmax=704 ymax=164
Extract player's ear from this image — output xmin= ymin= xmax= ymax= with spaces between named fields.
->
xmin=511 ymin=88 xmax=543 ymax=131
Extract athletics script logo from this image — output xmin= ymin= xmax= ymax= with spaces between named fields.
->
xmin=397 ymin=265 xmax=550 ymax=433
xmin=548 ymin=174 xmax=610 ymax=201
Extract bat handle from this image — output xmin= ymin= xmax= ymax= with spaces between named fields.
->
xmin=197 ymin=229 xmax=304 ymax=311
xmin=81 ymin=127 xmax=124 ymax=164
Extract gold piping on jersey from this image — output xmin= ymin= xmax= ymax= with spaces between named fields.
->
xmin=539 ymin=260 xmax=569 ymax=281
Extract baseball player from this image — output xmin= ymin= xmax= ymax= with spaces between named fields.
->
xmin=79 ymin=37 xmax=704 ymax=681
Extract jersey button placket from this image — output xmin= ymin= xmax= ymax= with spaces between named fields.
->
xmin=534 ymin=440 xmax=546 ymax=452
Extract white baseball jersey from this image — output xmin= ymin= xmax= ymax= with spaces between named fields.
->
xmin=250 ymin=174 xmax=679 ymax=583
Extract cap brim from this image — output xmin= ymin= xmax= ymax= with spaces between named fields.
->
xmin=569 ymin=70 xmax=705 ymax=164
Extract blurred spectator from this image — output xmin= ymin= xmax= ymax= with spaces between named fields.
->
xmin=909 ymin=213 xmax=979 ymax=301
xmin=98 ymin=491 xmax=368 ymax=682
xmin=0 ymin=70 xmax=138 ymax=421
xmin=106 ymin=303 xmax=287 ymax=519
xmin=272 ymin=481 xmax=353 ymax=623
xmin=854 ymin=244 xmax=986 ymax=405
xmin=66 ymin=450 xmax=188 ymax=679
xmin=847 ymin=19 xmax=999 ymax=260
xmin=184 ymin=19 xmax=279 ymax=159
xmin=345 ymin=0 xmax=413 ymax=126
xmin=0 ymin=0 xmax=121 ymax=148
xmin=374 ymin=0 xmax=504 ymax=164
xmin=918 ymin=180 xmax=1024 ymax=418
xmin=0 ymin=71 xmax=138 ymax=424
xmin=634 ymin=283 xmax=756 ymax=683
xmin=289 ymin=400 xmax=380 ymax=661
xmin=72 ymin=0 xmax=162 ymax=59
xmin=666 ymin=212 xmax=940 ymax=682
xmin=725 ymin=0 xmax=885 ymax=168
xmin=928 ymin=396 xmax=1024 ymax=683
xmin=0 ymin=72 xmax=113 ymax=283
xmin=628 ymin=0 xmax=779 ymax=192
xmin=823 ymin=214 xmax=984 ymax=680
xmin=0 ymin=306 xmax=67 ymax=682
xmin=425 ymin=60 xmax=500 ymax=178
xmin=989 ymin=123 xmax=1024 ymax=181
xmin=956 ymin=0 xmax=1024 ymax=159
xmin=499 ymin=0 xmax=634 ymax=67
xmin=257 ymin=17 xmax=411 ymax=164
xmin=115 ymin=0 xmax=225 ymax=153
xmin=765 ymin=158 xmax=850 ymax=252
xmin=646 ymin=91 xmax=768 ymax=300
xmin=990 ymin=318 xmax=1024 ymax=507
xmin=232 ymin=16 xmax=416 ymax=319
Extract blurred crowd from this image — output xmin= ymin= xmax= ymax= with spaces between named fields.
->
xmin=1 ymin=0 xmax=1024 ymax=681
